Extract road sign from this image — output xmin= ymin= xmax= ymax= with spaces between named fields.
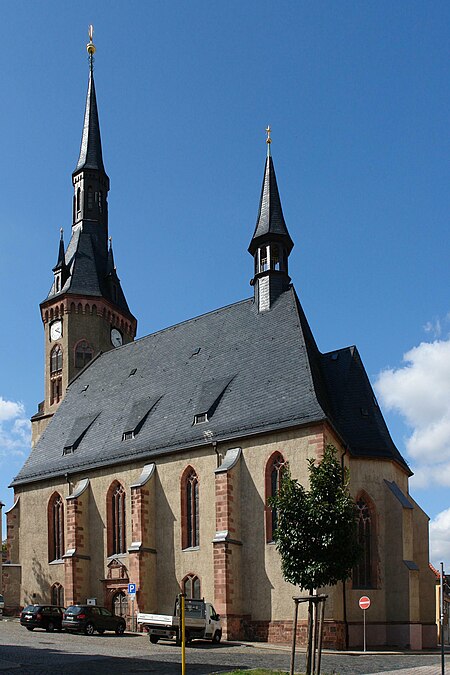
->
xmin=359 ymin=595 xmax=370 ymax=610
xmin=128 ymin=583 xmax=136 ymax=595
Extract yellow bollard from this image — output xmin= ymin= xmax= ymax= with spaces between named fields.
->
xmin=181 ymin=594 xmax=186 ymax=675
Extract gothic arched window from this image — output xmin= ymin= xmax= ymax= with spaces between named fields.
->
xmin=50 ymin=345 xmax=63 ymax=374
xmin=265 ymin=452 xmax=286 ymax=542
xmin=108 ymin=482 xmax=126 ymax=555
xmin=181 ymin=467 xmax=199 ymax=549
xmin=48 ymin=493 xmax=64 ymax=562
xmin=74 ymin=339 xmax=94 ymax=369
xmin=353 ymin=496 xmax=375 ymax=588
xmin=182 ymin=574 xmax=201 ymax=599
xmin=51 ymin=583 xmax=64 ymax=606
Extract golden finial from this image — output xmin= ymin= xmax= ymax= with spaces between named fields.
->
xmin=87 ymin=24 xmax=96 ymax=56
xmin=266 ymin=126 xmax=272 ymax=144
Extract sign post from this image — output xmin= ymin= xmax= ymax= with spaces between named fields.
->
xmin=128 ymin=583 xmax=136 ymax=632
xmin=358 ymin=596 xmax=371 ymax=652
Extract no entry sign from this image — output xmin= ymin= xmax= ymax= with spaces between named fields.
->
xmin=359 ymin=595 xmax=371 ymax=610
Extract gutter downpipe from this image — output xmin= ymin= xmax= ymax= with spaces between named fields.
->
xmin=341 ymin=446 xmax=349 ymax=650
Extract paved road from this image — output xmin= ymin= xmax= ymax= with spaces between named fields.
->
xmin=0 ymin=619 xmax=448 ymax=674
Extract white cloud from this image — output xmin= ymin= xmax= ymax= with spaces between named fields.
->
xmin=374 ymin=338 xmax=450 ymax=487
xmin=0 ymin=396 xmax=30 ymax=460
xmin=430 ymin=508 xmax=450 ymax=568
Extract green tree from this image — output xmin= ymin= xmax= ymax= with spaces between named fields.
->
xmin=269 ymin=444 xmax=361 ymax=591
xmin=269 ymin=444 xmax=362 ymax=675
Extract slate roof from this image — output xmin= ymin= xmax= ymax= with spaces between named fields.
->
xmin=74 ymin=67 xmax=105 ymax=174
xmin=44 ymin=226 xmax=132 ymax=316
xmin=12 ymin=287 xmax=409 ymax=487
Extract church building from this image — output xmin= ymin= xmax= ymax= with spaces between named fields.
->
xmin=3 ymin=33 xmax=436 ymax=649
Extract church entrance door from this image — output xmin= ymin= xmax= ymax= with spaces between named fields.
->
xmin=112 ymin=591 xmax=127 ymax=617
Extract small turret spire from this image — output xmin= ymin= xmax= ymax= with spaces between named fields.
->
xmin=249 ymin=134 xmax=294 ymax=311
xmin=53 ymin=228 xmax=66 ymax=272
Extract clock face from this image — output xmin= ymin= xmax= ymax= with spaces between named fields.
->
xmin=50 ymin=320 xmax=62 ymax=341
xmin=111 ymin=328 xmax=123 ymax=347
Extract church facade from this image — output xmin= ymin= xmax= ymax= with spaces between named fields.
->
xmin=3 ymin=37 xmax=436 ymax=650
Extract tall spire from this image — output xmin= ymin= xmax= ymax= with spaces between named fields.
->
xmin=249 ymin=129 xmax=294 ymax=312
xmin=73 ymin=26 xmax=106 ymax=175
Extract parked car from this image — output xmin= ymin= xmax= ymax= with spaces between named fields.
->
xmin=0 ymin=594 xmax=4 ymax=610
xmin=20 ymin=605 xmax=65 ymax=632
xmin=62 ymin=605 xmax=126 ymax=636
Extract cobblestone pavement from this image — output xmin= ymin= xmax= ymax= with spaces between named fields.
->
xmin=0 ymin=619 xmax=448 ymax=674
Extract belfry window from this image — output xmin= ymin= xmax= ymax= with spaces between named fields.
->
xmin=258 ymin=245 xmax=269 ymax=273
xmin=75 ymin=339 xmax=94 ymax=369
xmin=76 ymin=187 xmax=81 ymax=213
xmin=109 ymin=482 xmax=126 ymax=555
xmin=265 ymin=452 xmax=286 ymax=542
xmin=182 ymin=467 xmax=199 ymax=549
xmin=87 ymin=186 xmax=93 ymax=210
xmin=98 ymin=190 xmax=103 ymax=213
xmin=50 ymin=345 xmax=63 ymax=374
xmin=48 ymin=493 xmax=64 ymax=562
xmin=353 ymin=497 xmax=374 ymax=588
xmin=271 ymin=245 xmax=280 ymax=270
xmin=182 ymin=574 xmax=201 ymax=600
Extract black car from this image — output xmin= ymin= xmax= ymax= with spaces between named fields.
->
xmin=62 ymin=605 xmax=126 ymax=635
xmin=20 ymin=604 xmax=65 ymax=632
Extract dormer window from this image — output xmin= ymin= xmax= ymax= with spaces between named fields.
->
xmin=194 ymin=413 xmax=208 ymax=425
xmin=193 ymin=376 xmax=234 ymax=426
xmin=121 ymin=396 xmax=161 ymax=441
xmin=62 ymin=412 xmax=99 ymax=455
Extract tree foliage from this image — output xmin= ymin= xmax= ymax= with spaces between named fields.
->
xmin=268 ymin=444 xmax=361 ymax=591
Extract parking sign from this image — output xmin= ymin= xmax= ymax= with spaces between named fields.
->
xmin=128 ymin=583 xmax=136 ymax=595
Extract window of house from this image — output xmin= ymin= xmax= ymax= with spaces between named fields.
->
xmin=109 ymin=482 xmax=126 ymax=555
xmin=182 ymin=574 xmax=201 ymax=599
xmin=181 ymin=468 xmax=199 ymax=549
xmin=48 ymin=494 xmax=64 ymax=562
xmin=265 ymin=452 xmax=286 ymax=542
xmin=353 ymin=497 xmax=374 ymax=588
xmin=75 ymin=339 xmax=94 ymax=369
xmin=50 ymin=345 xmax=63 ymax=374
xmin=51 ymin=583 xmax=64 ymax=606
xmin=50 ymin=377 xmax=62 ymax=405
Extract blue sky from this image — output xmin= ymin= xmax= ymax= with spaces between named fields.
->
xmin=0 ymin=1 xmax=449 ymax=565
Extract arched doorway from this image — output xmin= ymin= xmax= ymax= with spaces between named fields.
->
xmin=112 ymin=591 xmax=128 ymax=617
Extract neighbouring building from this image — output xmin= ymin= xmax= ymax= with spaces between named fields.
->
xmin=3 ymin=34 xmax=436 ymax=649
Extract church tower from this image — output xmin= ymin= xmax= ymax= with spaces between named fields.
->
xmin=31 ymin=28 xmax=137 ymax=445
xmin=249 ymin=128 xmax=294 ymax=312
